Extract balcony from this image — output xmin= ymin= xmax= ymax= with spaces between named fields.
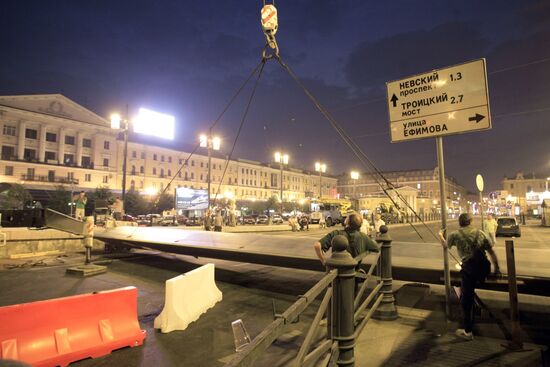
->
xmin=21 ymin=174 xmax=79 ymax=185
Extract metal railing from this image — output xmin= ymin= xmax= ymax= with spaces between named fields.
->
xmin=224 ymin=226 xmax=397 ymax=367
xmin=21 ymin=174 xmax=79 ymax=184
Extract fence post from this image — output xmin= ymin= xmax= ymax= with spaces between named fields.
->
xmin=326 ymin=236 xmax=358 ymax=367
xmin=374 ymin=226 xmax=398 ymax=320
xmin=505 ymin=240 xmax=523 ymax=350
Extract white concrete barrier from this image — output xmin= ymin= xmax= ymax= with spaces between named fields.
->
xmin=154 ymin=263 xmax=223 ymax=333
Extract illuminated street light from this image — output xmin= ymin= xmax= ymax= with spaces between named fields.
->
xmin=110 ymin=107 xmax=130 ymax=213
xmin=315 ymin=162 xmax=327 ymax=198
xmin=350 ymin=171 xmax=359 ymax=198
xmin=274 ymin=151 xmax=289 ymax=213
xmin=199 ymin=132 xmax=221 ymax=211
xmin=111 ymin=107 xmax=174 ymax=213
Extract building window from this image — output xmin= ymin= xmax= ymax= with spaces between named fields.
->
xmin=67 ymin=172 xmax=74 ymax=181
xmin=132 ymin=151 xmax=136 ymax=158
xmin=168 ymin=157 xmax=172 ymax=163
xmin=81 ymin=156 xmax=91 ymax=167
xmin=1 ymin=146 xmax=15 ymax=159
xmin=4 ymin=166 xmax=13 ymax=176
xmin=45 ymin=151 xmax=56 ymax=161
xmin=25 ymin=128 xmax=38 ymax=139
xmin=179 ymin=172 xmax=182 ymax=178
xmin=83 ymin=138 xmax=92 ymax=148
xmin=140 ymin=166 xmax=144 ymax=174
xmin=168 ymin=169 xmax=171 ymax=176
xmin=153 ymin=168 xmax=157 ymax=175
xmin=161 ymin=155 xmax=165 ymax=162
xmin=191 ymin=172 xmax=194 ymax=179
xmin=131 ymin=165 xmax=136 ymax=175
xmin=65 ymin=135 xmax=75 ymax=145
xmin=85 ymin=174 xmax=91 ymax=182
xmin=184 ymin=172 xmax=188 ymax=180
xmin=141 ymin=152 xmax=145 ymax=159
xmin=103 ymin=175 xmax=108 ymax=184
xmin=153 ymin=154 xmax=157 ymax=161
xmin=200 ymin=162 xmax=204 ymax=168
xmin=27 ymin=168 xmax=35 ymax=178
xmin=200 ymin=174 xmax=203 ymax=181
xmin=510 ymin=183 xmax=514 ymax=189
xmin=103 ymin=141 xmax=110 ymax=150
xmin=103 ymin=158 xmax=109 ymax=167
xmin=46 ymin=132 xmax=57 ymax=142
xmin=64 ymin=154 xmax=75 ymax=164
xmin=160 ymin=168 xmax=165 ymax=178
xmin=3 ymin=125 xmax=16 ymax=136
xmin=191 ymin=160 xmax=195 ymax=166
xmin=24 ymin=148 xmax=36 ymax=160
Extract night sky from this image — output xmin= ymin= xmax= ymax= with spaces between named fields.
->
xmin=2 ymin=1 xmax=549 ymax=192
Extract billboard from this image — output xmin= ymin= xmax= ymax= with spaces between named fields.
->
xmin=133 ymin=108 xmax=175 ymax=140
xmin=175 ymin=187 xmax=208 ymax=211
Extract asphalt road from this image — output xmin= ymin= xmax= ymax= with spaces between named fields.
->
xmin=266 ymin=218 xmax=550 ymax=278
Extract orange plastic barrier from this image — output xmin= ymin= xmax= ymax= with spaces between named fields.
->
xmin=0 ymin=286 xmax=146 ymax=367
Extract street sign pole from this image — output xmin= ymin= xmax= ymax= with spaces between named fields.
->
xmin=476 ymin=174 xmax=485 ymax=231
xmin=436 ymin=137 xmax=451 ymax=318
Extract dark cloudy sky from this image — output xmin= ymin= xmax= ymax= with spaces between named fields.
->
xmin=2 ymin=0 xmax=549 ymax=192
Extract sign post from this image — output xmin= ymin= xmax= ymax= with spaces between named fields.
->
xmin=476 ymin=174 xmax=485 ymax=231
xmin=386 ymin=59 xmax=491 ymax=319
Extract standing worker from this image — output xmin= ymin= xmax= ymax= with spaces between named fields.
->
xmin=74 ymin=191 xmax=87 ymax=220
xmin=483 ymin=214 xmax=498 ymax=246
xmin=214 ymin=211 xmax=223 ymax=232
xmin=313 ymin=211 xmax=379 ymax=266
xmin=373 ymin=214 xmax=385 ymax=235
xmin=438 ymin=213 xmax=500 ymax=340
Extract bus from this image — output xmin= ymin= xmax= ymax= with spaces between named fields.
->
xmin=310 ymin=199 xmax=352 ymax=227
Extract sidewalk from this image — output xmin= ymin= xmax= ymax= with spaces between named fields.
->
xmin=355 ymin=281 xmax=548 ymax=366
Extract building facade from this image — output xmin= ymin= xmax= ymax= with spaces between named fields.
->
xmin=501 ymin=172 xmax=550 ymax=214
xmin=337 ymin=168 xmax=468 ymax=213
xmin=0 ymin=94 xmax=337 ymax=204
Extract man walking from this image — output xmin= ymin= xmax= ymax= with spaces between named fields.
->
xmin=483 ymin=214 xmax=498 ymax=246
xmin=214 ymin=212 xmax=223 ymax=232
xmin=314 ymin=211 xmax=379 ymax=266
xmin=439 ymin=213 xmax=500 ymax=340
xmin=373 ymin=214 xmax=385 ymax=235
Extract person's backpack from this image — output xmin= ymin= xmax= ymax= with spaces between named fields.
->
xmin=458 ymin=230 xmax=491 ymax=283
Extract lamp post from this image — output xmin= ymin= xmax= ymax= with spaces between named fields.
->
xmin=145 ymin=187 xmax=158 ymax=227
xmin=200 ymin=132 xmax=221 ymax=211
xmin=274 ymin=151 xmax=289 ymax=214
xmin=315 ymin=162 xmax=326 ymax=199
xmin=350 ymin=171 xmax=359 ymax=199
xmin=110 ymin=105 xmax=129 ymax=213
xmin=546 ymin=177 xmax=549 ymax=192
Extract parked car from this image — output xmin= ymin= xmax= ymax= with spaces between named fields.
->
xmin=256 ymin=215 xmax=269 ymax=224
xmin=496 ymin=216 xmax=521 ymax=237
xmin=243 ymin=215 xmax=256 ymax=225
xmin=186 ymin=217 xmax=202 ymax=226
xmin=121 ymin=214 xmax=136 ymax=222
xmin=160 ymin=216 xmax=178 ymax=226
xmin=272 ymin=214 xmax=283 ymax=224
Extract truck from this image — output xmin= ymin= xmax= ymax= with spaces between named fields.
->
xmin=310 ymin=199 xmax=352 ymax=227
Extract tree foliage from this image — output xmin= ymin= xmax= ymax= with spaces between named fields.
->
xmin=124 ymin=189 xmax=148 ymax=216
xmin=0 ymin=184 xmax=33 ymax=210
xmin=47 ymin=185 xmax=72 ymax=214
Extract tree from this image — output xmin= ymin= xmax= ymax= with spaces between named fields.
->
xmin=47 ymin=185 xmax=72 ymax=214
xmin=124 ymin=189 xmax=148 ymax=216
xmin=155 ymin=192 xmax=175 ymax=214
xmin=0 ymin=184 xmax=32 ymax=210
xmin=86 ymin=186 xmax=114 ymax=212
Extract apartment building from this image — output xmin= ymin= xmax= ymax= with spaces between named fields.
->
xmin=0 ymin=94 xmax=337 ymax=203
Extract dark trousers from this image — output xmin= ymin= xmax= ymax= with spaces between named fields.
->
xmin=460 ymin=272 xmax=477 ymax=333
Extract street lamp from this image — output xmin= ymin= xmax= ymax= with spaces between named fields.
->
xmin=110 ymin=108 xmax=129 ymax=212
xmin=350 ymin=171 xmax=360 ymax=198
xmin=200 ymin=132 xmax=221 ymax=211
xmin=315 ymin=162 xmax=327 ymax=198
xmin=546 ymin=177 xmax=550 ymax=192
xmin=274 ymin=151 xmax=289 ymax=214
